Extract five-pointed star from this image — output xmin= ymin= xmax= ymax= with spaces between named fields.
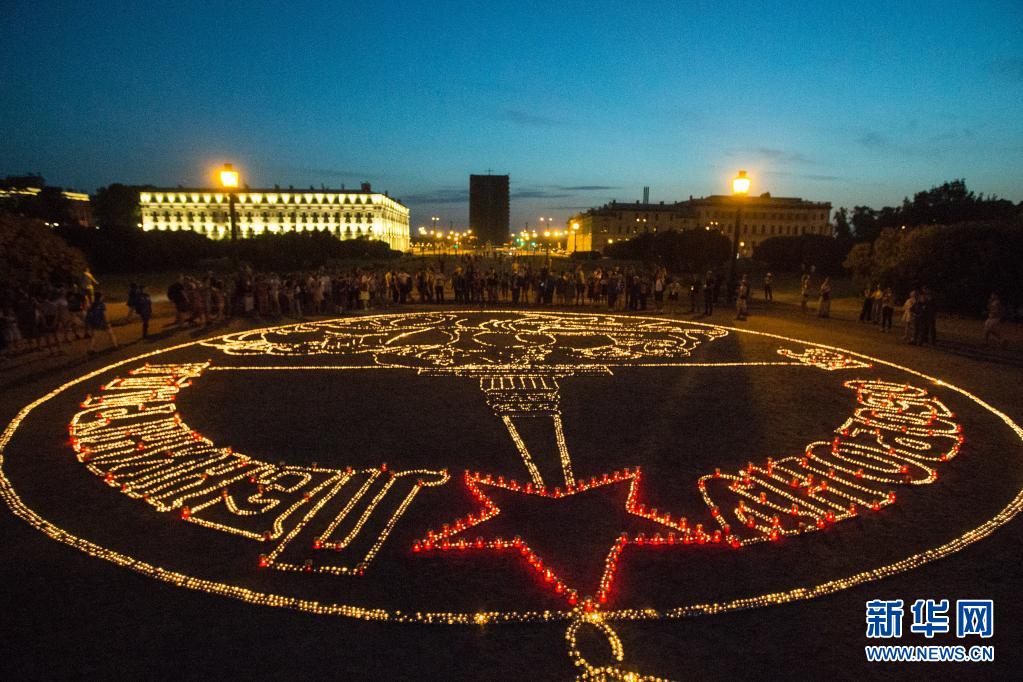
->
xmin=412 ymin=468 xmax=717 ymax=607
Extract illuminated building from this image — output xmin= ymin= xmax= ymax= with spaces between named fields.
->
xmin=686 ymin=193 xmax=832 ymax=257
xmin=570 ymin=193 xmax=832 ymax=255
xmin=139 ymin=182 xmax=410 ymax=251
xmin=469 ymin=173 xmax=510 ymax=245
xmin=0 ymin=175 xmax=93 ymax=227
xmin=569 ymin=200 xmax=698 ymax=252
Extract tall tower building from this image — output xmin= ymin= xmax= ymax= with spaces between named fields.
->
xmin=469 ymin=174 xmax=510 ymax=245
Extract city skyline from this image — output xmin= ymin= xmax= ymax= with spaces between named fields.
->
xmin=2 ymin=1 xmax=1021 ymax=231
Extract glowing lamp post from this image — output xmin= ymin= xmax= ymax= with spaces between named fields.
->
xmin=219 ymin=163 xmax=241 ymax=243
xmin=570 ymin=222 xmax=580 ymax=253
xmin=728 ymin=170 xmax=750 ymax=301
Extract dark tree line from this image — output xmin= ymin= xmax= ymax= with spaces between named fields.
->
xmin=837 ymin=180 xmax=1020 ymax=243
xmin=753 ymin=234 xmax=848 ymax=276
xmin=55 ymin=225 xmax=400 ymax=273
xmin=604 ymin=228 xmax=732 ymax=273
xmin=843 ymin=222 xmax=1023 ymax=315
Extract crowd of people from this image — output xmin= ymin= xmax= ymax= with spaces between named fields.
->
xmin=854 ymin=282 xmax=940 ymax=345
xmin=160 ymin=260 xmax=691 ymax=323
xmin=0 ymin=269 xmax=120 ymax=357
xmin=152 ymin=261 xmax=790 ymax=326
xmin=1 ymin=255 xmax=1014 ymax=359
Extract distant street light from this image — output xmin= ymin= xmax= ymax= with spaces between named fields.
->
xmin=728 ymin=169 xmax=751 ymax=301
xmin=218 ymin=163 xmax=241 ymax=242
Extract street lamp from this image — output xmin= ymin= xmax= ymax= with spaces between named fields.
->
xmin=218 ymin=163 xmax=240 ymax=242
xmin=728 ymin=169 xmax=750 ymax=301
xmin=570 ymin=221 xmax=580 ymax=253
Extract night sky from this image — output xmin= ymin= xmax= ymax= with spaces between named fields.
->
xmin=2 ymin=1 xmax=1021 ymax=230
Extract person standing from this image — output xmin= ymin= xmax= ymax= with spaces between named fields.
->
xmin=736 ymin=275 xmax=750 ymax=320
xmin=653 ymin=270 xmax=665 ymax=312
xmin=763 ymin=272 xmax=773 ymax=302
xmin=136 ymin=285 xmax=152 ymax=340
xmin=800 ymin=273 xmax=811 ymax=313
xmin=167 ymin=276 xmax=189 ymax=327
xmin=66 ymin=285 xmax=86 ymax=338
xmin=81 ymin=268 xmax=98 ymax=307
xmin=666 ymin=278 xmax=681 ymax=315
xmin=916 ymin=286 xmax=932 ymax=343
xmin=922 ymin=286 xmax=938 ymax=344
xmin=434 ymin=270 xmax=446 ymax=304
xmin=859 ymin=284 xmax=873 ymax=322
xmin=85 ymin=292 xmax=118 ymax=354
xmin=900 ymin=290 xmax=916 ymax=341
xmin=984 ymin=292 xmax=1007 ymax=347
xmin=880 ymin=287 xmax=894 ymax=332
xmin=817 ymin=277 xmax=832 ymax=318
xmin=870 ymin=284 xmax=884 ymax=324
xmin=125 ymin=282 xmax=140 ymax=322
xmin=702 ymin=271 xmax=715 ymax=316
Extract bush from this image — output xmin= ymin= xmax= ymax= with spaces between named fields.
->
xmin=843 ymin=222 xmax=1023 ymax=314
xmin=0 ymin=214 xmax=88 ymax=288
xmin=53 ymin=226 xmax=400 ymax=273
xmin=605 ymin=229 xmax=732 ymax=273
xmin=233 ymin=232 xmax=400 ymax=270
xmin=753 ymin=234 xmax=848 ymax=275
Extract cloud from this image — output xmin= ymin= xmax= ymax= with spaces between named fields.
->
xmin=510 ymin=188 xmax=572 ymax=199
xmin=764 ymin=170 xmax=841 ymax=182
xmin=856 ymin=131 xmax=890 ymax=149
xmin=855 ymin=127 xmax=966 ymax=157
xmin=754 ymin=147 xmax=813 ymax=164
xmin=287 ymin=166 xmax=372 ymax=179
xmin=554 ymin=185 xmax=619 ymax=191
xmin=500 ymin=109 xmax=567 ymax=127
xmin=729 ymin=147 xmax=813 ymax=164
xmin=926 ymin=127 xmax=975 ymax=144
xmin=988 ymin=57 xmax=1023 ymax=82
xmin=404 ymin=185 xmax=577 ymax=205
xmin=401 ymin=188 xmax=469 ymax=204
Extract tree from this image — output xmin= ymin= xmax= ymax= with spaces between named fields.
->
xmin=856 ymin=180 xmax=1018 ymax=234
xmin=842 ymin=242 xmax=873 ymax=285
xmin=754 ymin=234 xmax=848 ymax=275
xmin=850 ymin=206 xmax=879 ymax=242
xmin=92 ymin=183 xmax=150 ymax=233
xmin=832 ymin=207 xmax=852 ymax=242
xmin=605 ymin=229 xmax=731 ymax=273
xmin=0 ymin=185 xmax=76 ymax=227
xmin=0 ymin=214 xmax=88 ymax=288
xmin=843 ymin=222 xmax=1023 ymax=313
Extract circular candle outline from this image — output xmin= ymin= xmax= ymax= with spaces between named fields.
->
xmin=0 ymin=311 xmax=1020 ymax=625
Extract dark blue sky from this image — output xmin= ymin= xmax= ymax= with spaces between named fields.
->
xmin=2 ymin=1 xmax=1021 ymax=230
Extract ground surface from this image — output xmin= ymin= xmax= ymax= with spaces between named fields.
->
xmin=1 ymin=293 xmax=1021 ymax=680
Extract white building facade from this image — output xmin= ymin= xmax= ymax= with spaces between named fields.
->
xmin=139 ymin=184 xmax=410 ymax=251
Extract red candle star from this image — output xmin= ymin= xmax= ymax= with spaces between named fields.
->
xmin=412 ymin=468 xmax=723 ymax=608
